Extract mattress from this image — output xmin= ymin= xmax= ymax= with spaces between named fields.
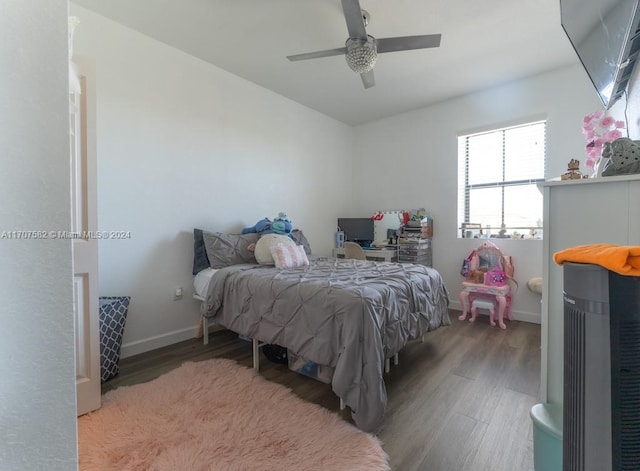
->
xmin=193 ymin=267 xmax=218 ymax=299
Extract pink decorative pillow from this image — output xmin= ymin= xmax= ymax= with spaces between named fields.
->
xmin=270 ymin=244 xmax=309 ymax=269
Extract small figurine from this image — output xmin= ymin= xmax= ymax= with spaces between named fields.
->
xmin=561 ymin=159 xmax=588 ymax=180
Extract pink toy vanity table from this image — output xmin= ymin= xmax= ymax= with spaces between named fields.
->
xmin=458 ymin=281 xmax=513 ymax=329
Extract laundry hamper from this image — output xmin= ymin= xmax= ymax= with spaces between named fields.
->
xmin=98 ymin=296 xmax=130 ymax=383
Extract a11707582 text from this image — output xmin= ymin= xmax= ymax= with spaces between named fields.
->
xmin=0 ymin=230 xmax=131 ymax=240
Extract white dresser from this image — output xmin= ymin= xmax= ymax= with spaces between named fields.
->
xmin=541 ymin=174 xmax=640 ymax=405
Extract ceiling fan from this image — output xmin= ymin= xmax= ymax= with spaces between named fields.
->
xmin=286 ymin=0 xmax=442 ymax=89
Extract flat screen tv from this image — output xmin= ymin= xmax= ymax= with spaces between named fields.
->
xmin=560 ymin=0 xmax=640 ymax=108
xmin=337 ymin=217 xmax=374 ymax=246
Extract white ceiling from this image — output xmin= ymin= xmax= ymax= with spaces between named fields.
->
xmin=72 ymin=0 xmax=580 ymax=126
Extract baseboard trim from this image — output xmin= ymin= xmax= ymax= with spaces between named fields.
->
xmin=120 ymin=323 xmax=224 ymax=359
xmin=448 ymin=300 xmax=541 ymax=325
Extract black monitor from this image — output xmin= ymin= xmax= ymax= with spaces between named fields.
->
xmin=337 ymin=217 xmax=374 ymax=246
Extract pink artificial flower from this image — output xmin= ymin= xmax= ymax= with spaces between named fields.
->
xmin=604 ymin=130 xmax=623 ymax=141
xmin=581 ymin=111 xmax=626 ymax=169
xmin=600 ymin=116 xmax=615 ymax=127
xmin=582 ymin=121 xmax=595 ymax=132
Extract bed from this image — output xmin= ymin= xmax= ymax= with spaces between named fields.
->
xmin=192 ymin=229 xmax=450 ymax=432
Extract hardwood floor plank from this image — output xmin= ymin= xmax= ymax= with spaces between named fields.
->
xmin=505 ymin=330 xmax=542 ymax=397
xmin=100 ymin=310 xmax=541 ymax=471
xmin=502 ymin=319 xmax=539 ymax=348
xmin=456 ymin=378 xmax=508 ymax=425
xmin=466 ymin=388 xmax=537 ymax=471
xmin=417 ymin=412 xmax=488 ymax=471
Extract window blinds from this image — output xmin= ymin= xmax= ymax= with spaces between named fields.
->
xmin=458 ymin=121 xmax=546 ymax=237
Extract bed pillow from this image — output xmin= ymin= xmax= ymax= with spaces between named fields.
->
xmin=254 ymin=234 xmax=296 ymax=265
xmin=271 ymin=244 xmax=310 ymax=269
xmin=202 ymin=231 xmax=260 ymax=268
xmin=192 ymin=229 xmax=211 ymax=275
xmin=291 ymin=229 xmax=312 ymax=255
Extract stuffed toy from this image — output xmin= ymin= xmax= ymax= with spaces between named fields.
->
xmin=241 ymin=212 xmax=293 ymax=239
xmin=469 ymin=269 xmax=487 ymax=284
xmin=271 ymin=212 xmax=293 ymax=238
xmin=241 ymin=217 xmax=273 ymax=235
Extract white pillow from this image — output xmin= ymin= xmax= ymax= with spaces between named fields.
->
xmin=270 ymin=244 xmax=310 ymax=269
xmin=254 ymin=234 xmax=296 ymax=265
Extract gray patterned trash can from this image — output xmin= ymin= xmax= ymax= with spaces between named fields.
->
xmin=99 ymin=296 xmax=130 ymax=383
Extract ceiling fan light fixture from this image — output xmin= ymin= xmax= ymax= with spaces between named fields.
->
xmin=286 ymin=1 xmax=442 ymax=89
xmin=345 ymin=36 xmax=377 ymax=73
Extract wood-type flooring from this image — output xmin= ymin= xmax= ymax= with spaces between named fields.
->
xmin=102 ymin=311 xmax=541 ymax=471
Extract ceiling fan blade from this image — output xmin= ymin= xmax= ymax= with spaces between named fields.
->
xmin=341 ymin=0 xmax=367 ymax=40
xmin=360 ymin=70 xmax=375 ymax=89
xmin=287 ymin=47 xmax=347 ymax=62
xmin=376 ymin=34 xmax=442 ymax=53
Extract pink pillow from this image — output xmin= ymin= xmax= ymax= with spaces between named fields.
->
xmin=270 ymin=244 xmax=309 ymax=269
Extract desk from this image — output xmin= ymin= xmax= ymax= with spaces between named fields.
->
xmin=332 ymin=247 xmax=398 ymax=262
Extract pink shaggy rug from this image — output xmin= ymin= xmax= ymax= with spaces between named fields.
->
xmin=78 ymin=358 xmax=390 ymax=471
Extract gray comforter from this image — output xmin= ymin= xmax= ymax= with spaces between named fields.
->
xmin=204 ymin=257 xmax=450 ymax=432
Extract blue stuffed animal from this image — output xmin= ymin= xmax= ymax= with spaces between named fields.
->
xmin=242 ymin=212 xmax=293 ymax=238
xmin=271 ymin=212 xmax=293 ymax=237
xmin=241 ymin=217 xmax=272 ymax=235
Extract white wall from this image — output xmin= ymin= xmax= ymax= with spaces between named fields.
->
xmin=0 ymin=1 xmax=77 ymax=469
xmin=70 ymin=5 xmax=354 ymax=357
xmin=611 ymin=63 xmax=640 ymax=138
xmin=353 ymin=64 xmax=603 ymax=323
xmin=69 ymin=4 xmax=610 ymax=356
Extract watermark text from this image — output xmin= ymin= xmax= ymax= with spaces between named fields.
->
xmin=1 ymin=230 xmax=131 ymax=240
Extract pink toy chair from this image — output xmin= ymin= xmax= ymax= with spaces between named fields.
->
xmin=458 ymin=241 xmax=516 ymax=329
xmin=470 ymin=297 xmax=496 ymax=323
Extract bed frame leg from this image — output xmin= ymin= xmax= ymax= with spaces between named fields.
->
xmin=252 ymin=338 xmax=260 ymax=371
xmin=385 ymin=358 xmax=390 ymax=374
xmin=339 ymin=398 xmax=345 ymax=410
xmin=203 ymin=317 xmax=209 ymax=345
xmin=394 ymin=353 xmax=399 ymax=366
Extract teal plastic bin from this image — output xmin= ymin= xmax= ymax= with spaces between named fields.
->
xmin=530 ymin=403 xmax=563 ymax=471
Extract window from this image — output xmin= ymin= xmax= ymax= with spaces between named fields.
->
xmin=457 ymin=120 xmax=546 ymax=239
